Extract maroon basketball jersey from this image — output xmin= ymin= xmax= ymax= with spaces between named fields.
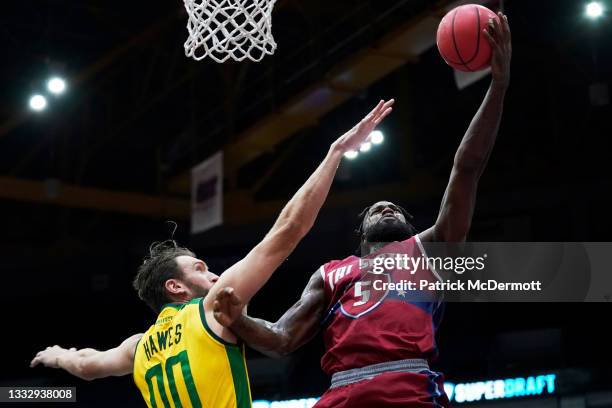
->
xmin=319 ymin=234 xmax=444 ymax=375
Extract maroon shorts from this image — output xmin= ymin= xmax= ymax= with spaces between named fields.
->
xmin=314 ymin=370 xmax=450 ymax=408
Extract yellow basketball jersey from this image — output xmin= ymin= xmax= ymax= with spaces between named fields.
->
xmin=133 ymin=298 xmax=251 ymax=408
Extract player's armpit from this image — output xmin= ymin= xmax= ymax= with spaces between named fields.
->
xmin=210 ymin=221 xmax=305 ymax=303
xmin=203 ymin=100 xmax=394 ymax=344
xmin=202 ymin=225 xmax=307 ymax=344
xmin=215 ymin=270 xmax=325 ymax=358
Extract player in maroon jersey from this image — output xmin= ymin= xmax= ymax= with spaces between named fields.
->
xmin=213 ymin=14 xmax=511 ymax=408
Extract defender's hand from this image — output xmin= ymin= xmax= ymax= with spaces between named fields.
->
xmin=213 ymin=287 xmax=245 ymax=328
xmin=30 ymin=345 xmax=76 ymax=368
xmin=484 ymin=12 xmax=511 ymax=88
xmin=333 ymin=99 xmax=394 ymax=153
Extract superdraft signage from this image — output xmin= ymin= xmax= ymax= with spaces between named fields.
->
xmin=252 ymin=373 xmax=557 ymax=407
xmin=444 ymin=373 xmax=557 ymax=403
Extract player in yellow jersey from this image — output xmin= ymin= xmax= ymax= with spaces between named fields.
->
xmin=30 ymin=100 xmax=394 ymax=408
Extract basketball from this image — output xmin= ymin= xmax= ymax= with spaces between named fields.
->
xmin=436 ymin=4 xmax=499 ymax=72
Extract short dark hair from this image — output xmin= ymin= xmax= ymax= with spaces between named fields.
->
xmin=133 ymin=240 xmax=195 ymax=312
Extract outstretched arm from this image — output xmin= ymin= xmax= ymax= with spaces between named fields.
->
xmin=213 ymin=270 xmax=325 ymax=358
xmin=422 ymin=13 xmax=511 ymax=243
xmin=30 ymin=334 xmax=142 ymax=381
xmin=204 ymin=100 xmax=394 ymax=340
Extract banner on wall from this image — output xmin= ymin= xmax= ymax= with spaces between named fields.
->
xmin=191 ymin=151 xmax=223 ymax=234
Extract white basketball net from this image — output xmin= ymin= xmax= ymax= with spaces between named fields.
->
xmin=183 ymin=0 xmax=277 ymax=63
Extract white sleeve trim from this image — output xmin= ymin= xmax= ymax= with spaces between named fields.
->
xmin=415 ymin=233 xmax=443 ymax=284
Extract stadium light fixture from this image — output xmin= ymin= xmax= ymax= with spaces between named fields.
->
xmin=586 ymin=1 xmax=604 ymax=19
xmin=344 ymin=150 xmax=359 ymax=160
xmin=344 ymin=131 xmax=384 ymax=160
xmin=47 ymin=77 xmax=67 ymax=95
xmin=360 ymin=142 xmax=372 ymax=152
xmin=29 ymin=94 xmax=47 ymax=112
xmin=370 ymin=130 xmax=384 ymax=145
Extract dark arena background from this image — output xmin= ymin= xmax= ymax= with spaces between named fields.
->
xmin=2 ymin=0 xmax=612 ymax=407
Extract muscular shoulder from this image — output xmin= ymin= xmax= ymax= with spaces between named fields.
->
xmin=417 ymin=227 xmax=436 ymax=243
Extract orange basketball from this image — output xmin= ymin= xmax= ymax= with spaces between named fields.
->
xmin=436 ymin=4 xmax=499 ymax=72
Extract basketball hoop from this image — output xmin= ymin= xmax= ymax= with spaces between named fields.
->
xmin=183 ymin=0 xmax=277 ymax=63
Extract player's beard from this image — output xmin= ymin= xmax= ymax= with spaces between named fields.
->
xmin=186 ymin=282 xmax=210 ymax=300
xmin=363 ymin=218 xmax=415 ymax=244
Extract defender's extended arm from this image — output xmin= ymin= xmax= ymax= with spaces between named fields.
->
xmin=204 ymin=100 xmax=394 ymax=339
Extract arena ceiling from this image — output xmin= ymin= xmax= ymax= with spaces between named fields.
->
xmin=1 ymin=0 xmax=485 ymax=218
xmin=0 ymin=0 xmax=610 ymax=253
